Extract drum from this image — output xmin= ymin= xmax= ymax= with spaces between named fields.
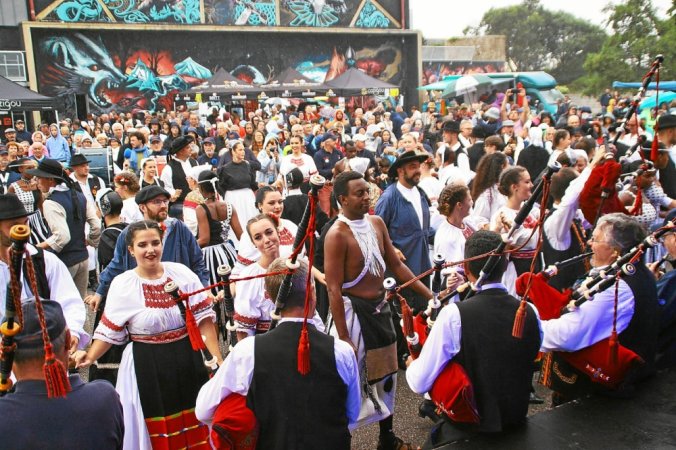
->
xmin=78 ymin=147 xmax=114 ymax=187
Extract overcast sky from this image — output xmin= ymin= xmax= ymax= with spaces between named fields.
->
xmin=409 ymin=0 xmax=673 ymax=39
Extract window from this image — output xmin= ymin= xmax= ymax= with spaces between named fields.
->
xmin=0 ymin=51 xmax=26 ymax=82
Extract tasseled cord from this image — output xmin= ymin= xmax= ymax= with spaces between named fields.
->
xmin=25 ymin=253 xmax=71 ymax=398
xmin=608 ymin=273 xmax=621 ymax=365
xmin=297 ymin=194 xmax=318 ymax=375
xmin=184 ymin=299 xmax=207 ymax=352
xmin=632 ymin=184 xmax=643 ymax=217
xmin=651 ymin=69 xmax=660 ymax=162
xmin=513 ymin=178 xmax=551 ymax=338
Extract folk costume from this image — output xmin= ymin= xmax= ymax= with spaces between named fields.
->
xmin=407 ymin=283 xmax=542 ymax=446
xmin=233 ymin=219 xmax=299 ymax=276
xmin=490 ymin=205 xmax=541 ymax=296
xmin=542 ymin=166 xmax=593 ymax=290
xmin=199 ymin=201 xmax=237 ymax=295
xmin=93 ymin=262 xmax=215 ymax=450
xmin=196 ymin=318 xmax=360 ymax=450
xmin=540 ymin=262 xmax=659 ymax=399
xmin=328 ymin=215 xmax=399 ymax=429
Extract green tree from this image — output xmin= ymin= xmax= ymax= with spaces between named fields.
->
xmin=465 ymin=0 xmax=606 ymax=84
xmin=580 ymin=0 xmax=675 ymax=95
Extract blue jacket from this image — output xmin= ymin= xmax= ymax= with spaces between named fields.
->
xmin=45 ymin=134 xmax=71 ymax=165
xmin=96 ymin=218 xmax=209 ymax=297
xmin=375 ymin=183 xmax=434 ymax=275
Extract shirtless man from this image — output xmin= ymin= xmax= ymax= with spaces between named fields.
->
xmin=325 ymin=170 xmax=433 ymax=450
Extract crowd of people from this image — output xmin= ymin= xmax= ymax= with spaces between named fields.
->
xmin=0 ymin=86 xmax=674 ymax=449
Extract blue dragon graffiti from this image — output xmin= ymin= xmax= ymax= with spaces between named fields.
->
xmin=355 ymin=0 xmax=390 ymax=28
xmin=39 ymin=33 xmax=211 ymax=113
xmin=53 ymin=0 xmax=201 ymax=24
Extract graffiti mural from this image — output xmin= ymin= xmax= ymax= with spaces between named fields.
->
xmin=32 ymin=28 xmax=417 ymax=115
xmin=355 ymin=0 xmax=391 ymax=28
xmin=204 ymin=0 xmax=277 ymax=26
xmin=422 ymin=61 xmax=508 ymax=85
xmin=36 ymin=0 xmax=201 ymax=24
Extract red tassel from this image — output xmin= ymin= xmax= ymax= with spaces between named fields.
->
xmin=631 ymin=189 xmax=643 ymax=216
xmin=401 ymin=298 xmax=414 ymax=338
xmin=512 ymin=300 xmax=527 ymax=339
xmin=650 ymin=133 xmax=659 ymax=162
xmin=185 ymin=305 xmax=205 ymax=351
xmin=43 ymin=344 xmax=71 ymax=398
xmin=297 ymin=326 xmax=310 ymax=375
xmin=608 ymin=330 xmax=619 ymax=366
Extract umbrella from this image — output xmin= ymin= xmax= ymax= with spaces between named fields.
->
xmin=442 ymin=74 xmax=494 ymax=99
xmin=639 ymin=91 xmax=676 ymax=111
xmin=264 ymin=97 xmax=291 ymax=107
xmin=418 ymin=79 xmax=454 ymax=91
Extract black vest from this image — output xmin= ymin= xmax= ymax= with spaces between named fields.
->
xmin=454 ymin=289 xmax=541 ymax=433
xmin=542 ymin=217 xmax=587 ymax=291
xmin=247 ymin=322 xmax=350 ymax=450
xmin=167 ymin=157 xmax=197 ymax=202
xmin=48 ymin=189 xmax=88 ymax=267
xmin=659 ymin=158 xmax=676 ymax=199
xmin=619 ymin=262 xmax=659 ymax=378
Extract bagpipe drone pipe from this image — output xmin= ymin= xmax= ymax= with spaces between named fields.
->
xmin=580 ymin=55 xmax=664 ymax=227
xmin=515 ymin=215 xmax=675 ymax=389
xmin=0 ymin=225 xmax=71 ymax=398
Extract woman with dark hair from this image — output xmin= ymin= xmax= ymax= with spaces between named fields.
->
xmin=242 ymin=122 xmax=255 ymax=148
xmin=435 ymin=184 xmax=487 ymax=264
xmin=217 ymin=141 xmax=258 ymax=226
xmin=7 ymin=158 xmax=51 ymax=245
xmin=76 ymin=220 xmax=221 ymax=450
xmin=376 ymin=129 xmax=397 ymax=158
xmin=472 ymin=152 xmax=509 ymax=222
xmin=162 ymin=122 xmax=182 ymax=153
xmin=196 ymin=171 xmax=242 ymax=295
xmin=139 ymin=158 xmax=165 ymax=189
xmin=232 ymin=186 xmax=299 ymax=275
xmin=491 ymin=165 xmax=541 ymax=295
xmin=549 ymin=129 xmax=572 ymax=165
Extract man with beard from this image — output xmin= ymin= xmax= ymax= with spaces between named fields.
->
xmin=375 ymin=149 xmax=434 ymax=373
xmin=327 ymin=170 xmax=432 ymax=450
xmin=13 ymin=120 xmax=32 ymax=144
xmin=85 ymin=185 xmax=208 ymax=312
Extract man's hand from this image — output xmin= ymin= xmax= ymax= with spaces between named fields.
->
xmin=405 ymin=355 xmax=414 ymax=368
xmin=73 ymin=351 xmax=94 ymax=369
xmin=84 ymin=293 xmax=102 ymax=311
xmin=444 ymin=269 xmax=465 ymax=293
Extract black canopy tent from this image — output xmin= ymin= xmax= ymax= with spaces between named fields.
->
xmin=178 ymin=68 xmax=262 ymax=102
xmin=0 ymin=75 xmax=58 ymax=111
xmin=259 ymin=67 xmax=332 ymax=98
xmin=325 ymin=67 xmax=398 ymax=97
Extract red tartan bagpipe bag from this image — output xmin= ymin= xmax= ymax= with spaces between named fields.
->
xmin=516 ymin=272 xmax=643 ymax=389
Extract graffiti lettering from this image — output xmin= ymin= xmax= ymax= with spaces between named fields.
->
xmin=0 ymin=100 xmax=22 ymax=111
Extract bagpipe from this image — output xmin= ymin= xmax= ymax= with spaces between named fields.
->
xmin=515 ymin=215 xmax=675 ymax=389
xmin=381 ymin=162 xmax=561 ymax=425
xmin=165 ymin=175 xmax=325 ymax=449
xmin=580 ymin=55 xmax=664 ymax=226
xmin=0 ymin=225 xmax=71 ymax=398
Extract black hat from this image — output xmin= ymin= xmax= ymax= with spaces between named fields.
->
xmin=656 ymin=114 xmax=676 ymax=131
xmin=0 ymin=194 xmax=30 ymax=220
xmin=388 ymin=149 xmax=430 ymax=178
xmin=285 ymin=167 xmax=304 ymax=188
xmin=471 ymin=125 xmax=488 ymax=139
xmin=169 ymin=135 xmax=194 ymax=155
xmin=69 ymin=153 xmax=91 ymax=167
xmin=203 ymin=137 xmax=215 ymax=145
xmin=135 ymin=185 xmax=170 ymax=204
xmin=26 ymin=158 xmax=66 ymax=181
xmin=8 ymin=157 xmax=35 ymax=173
xmin=149 ymin=135 xmax=162 ymax=143
xmin=14 ymin=119 xmax=24 ymax=124
xmin=13 ymin=300 xmax=67 ymax=350
xmin=663 ymin=209 xmax=676 ymax=228
xmin=442 ymin=120 xmax=460 ymax=133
